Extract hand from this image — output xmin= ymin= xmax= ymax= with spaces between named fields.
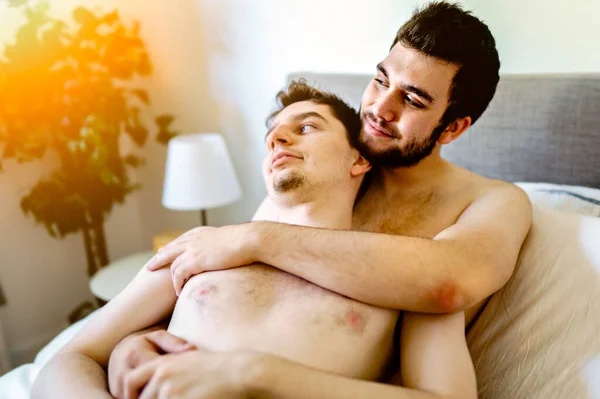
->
xmin=108 ymin=329 xmax=195 ymax=399
xmin=145 ymin=224 xmax=257 ymax=296
xmin=122 ymin=347 xmax=258 ymax=399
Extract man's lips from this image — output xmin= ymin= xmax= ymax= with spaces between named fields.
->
xmin=365 ymin=118 xmax=395 ymax=138
xmin=272 ymin=151 xmax=302 ymax=167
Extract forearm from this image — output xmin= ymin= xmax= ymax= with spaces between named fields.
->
xmin=32 ymin=351 xmax=112 ymax=399
xmin=250 ymin=356 xmax=444 ymax=399
xmin=250 ymin=222 xmax=473 ymax=312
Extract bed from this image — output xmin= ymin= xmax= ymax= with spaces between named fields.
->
xmin=1 ymin=72 xmax=599 ymax=399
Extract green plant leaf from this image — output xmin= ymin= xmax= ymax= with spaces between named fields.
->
xmin=125 ymin=124 xmax=148 ymax=147
xmin=3 ymin=0 xmax=173 ymax=251
xmin=72 ymin=6 xmax=97 ymax=26
xmin=130 ymin=89 xmax=149 ymax=105
xmin=20 ymin=176 xmax=88 ymax=238
xmin=156 ymin=129 xmax=177 ymax=145
xmin=7 ymin=0 xmax=28 ymax=8
xmin=155 ymin=114 xmax=178 ymax=144
xmin=24 ymin=1 xmax=51 ymax=26
xmin=2 ymin=143 xmax=16 ymax=159
xmin=100 ymin=10 xmax=119 ymax=25
xmin=137 ymin=52 xmax=152 ymax=75
xmin=155 ymin=114 xmax=174 ymax=129
xmin=123 ymin=154 xmax=145 ymax=168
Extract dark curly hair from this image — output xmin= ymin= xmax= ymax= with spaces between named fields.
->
xmin=391 ymin=1 xmax=500 ymax=127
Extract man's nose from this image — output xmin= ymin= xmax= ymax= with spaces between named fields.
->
xmin=372 ymin=92 xmax=399 ymax=123
xmin=268 ymin=126 xmax=292 ymax=150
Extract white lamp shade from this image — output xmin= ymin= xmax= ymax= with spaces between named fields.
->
xmin=162 ymin=133 xmax=242 ymax=210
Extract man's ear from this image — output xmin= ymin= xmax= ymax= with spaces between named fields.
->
xmin=350 ymin=154 xmax=372 ymax=177
xmin=438 ymin=116 xmax=471 ymax=145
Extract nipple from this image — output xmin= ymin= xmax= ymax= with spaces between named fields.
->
xmin=190 ymin=283 xmax=218 ymax=304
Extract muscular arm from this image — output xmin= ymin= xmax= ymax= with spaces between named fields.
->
xmin=31 ymin=267 xmax=176 ymax=398
xmin=248 ymin=312 xmax=475 ymax=399
xmin=248 ymin=184 xmax=532 ymax=312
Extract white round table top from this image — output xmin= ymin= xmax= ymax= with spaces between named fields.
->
xmin=89 ymin=250 xmax=155 ymax=302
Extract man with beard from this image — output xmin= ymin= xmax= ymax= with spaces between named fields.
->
xmin=148 ymin=2 xmax=531 ymax=325
xmin=33 ymin=80 xmax=478 ymax=399
xmin=36 ymin=2 xmax=532 ymax=398
xmin=124 ymin=1 xmax=532 ymax=394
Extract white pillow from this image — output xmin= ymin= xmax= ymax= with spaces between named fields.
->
xmin=468 ymin=206 xmax=600 ymax=399
xmin=515 ymin=182 xmax=600 ymax=217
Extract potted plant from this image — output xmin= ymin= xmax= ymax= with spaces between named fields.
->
xmin=0 ymin=0 xmax=177 ymax=277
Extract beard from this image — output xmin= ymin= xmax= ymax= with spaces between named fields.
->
xmin=356 ymin=113 xmax=445 ymax=168
xmin=273 ymin=170 xmax=307 ymax=193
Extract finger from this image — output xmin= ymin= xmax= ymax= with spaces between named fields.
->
xmin=133 ymin=347 xmax=161 ymax=366
xmin=124 ymin=361 xmax=158 ymax=399
xmin=172 ymin=260 xmax=192 ymax=297
xmin=112 ymin=358 xmax=136 ymax=398
xmin=145 ymin=244 xmax=185 ymax=271
xmin=171 ymin=258 xmax=191 ymax=297
xmin=138 ymin=376 xmax=161 ymax=399
xmin=110 ymin=348 xmax=149 ymax=398
xmin=146 ymin=330 xmax=196 ymax=354
xmin=109 ymin=368 xmax=125 ymax=399
xmin=168 ymin=227 xmax=202 ymax=244
xmin=167 ymin=226 xmax=213 ymax=247
xmin=169 ymin=255 xmax=185 ymax=286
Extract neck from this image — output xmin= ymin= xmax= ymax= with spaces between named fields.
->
xmin=267 ymin=188 xmax=356 ymax=230
xmin=376 ymin=146 xmax=450 ymax=196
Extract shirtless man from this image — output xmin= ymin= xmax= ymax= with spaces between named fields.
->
xmin=145 ymin=1 xmax=532 ymax=320
xmin=103 ymin=1 xmax=532 ymax=395
xmin=35 ymin=2 xmax=531 ymax=398
xmin=33 ymin=80 xmax=477 ymax=399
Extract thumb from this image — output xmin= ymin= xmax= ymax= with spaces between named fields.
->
xmin=145 ymin=331 xmax=196 ymax=354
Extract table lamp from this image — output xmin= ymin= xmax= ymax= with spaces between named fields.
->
xmin=162 ymin=133 xmax=242 ymax=226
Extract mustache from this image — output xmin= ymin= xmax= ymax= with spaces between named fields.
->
xmin=363 ymin=112 xmax=400 ymax=138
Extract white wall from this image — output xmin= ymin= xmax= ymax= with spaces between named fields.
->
xmin=0 ymin=0 xmax=598 ymax=368
xmin=0 ymin=0 xmax=211 ymax=367
xmin=463 ymin=0 xmax=600 ymax=74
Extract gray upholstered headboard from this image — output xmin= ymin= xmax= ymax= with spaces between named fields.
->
xmin=287 ymin=73 xmax=600 ymax=189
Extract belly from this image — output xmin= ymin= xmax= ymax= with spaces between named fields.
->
xmin=168 ymin=264 xmax=398 ymax=379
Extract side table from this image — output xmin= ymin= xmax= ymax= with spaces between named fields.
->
xmin=89 ymin=230 xmax=186 ymax=304
xmin=152 ymin=230 xmax=186 ymax=252
xmin=89 ymin=250 xmax=155 ymax=303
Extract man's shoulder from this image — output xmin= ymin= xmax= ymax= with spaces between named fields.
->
xmin=451 ymin=163 xmax=529 ymax=204
xmin=450 ymin=170 xmax=533 ymax=236
xmin=445 ymin=165 xmax=532 ymax=233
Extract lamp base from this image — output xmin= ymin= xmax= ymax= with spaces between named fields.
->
xmin=200 ymin=209 xmax=207 ymax=226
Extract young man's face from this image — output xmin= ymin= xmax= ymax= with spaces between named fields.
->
xmin=358 ymin=42 xmax=458 ymax=167
xmin=263 ymin=101 xmax=362 ymax=198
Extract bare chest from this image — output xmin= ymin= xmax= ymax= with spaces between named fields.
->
xmin=168 ymin=265 xmax=398 ymax=378
xmin=353 ymin=190 xmax=469 ymax=238
xmin=175 ymin=264 xmax=394 ymax=326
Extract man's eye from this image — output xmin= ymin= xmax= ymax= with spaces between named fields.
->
xmin=374 ymin=78 xmax=387 ymax=87
xmin=405 ymin=96 xmax=424 ymax=109
xmin=300 ymin=124 xmax=315 ymax=133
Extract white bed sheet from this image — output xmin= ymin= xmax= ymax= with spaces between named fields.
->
xmin=0 ymin=315 xmax=91 ymax=399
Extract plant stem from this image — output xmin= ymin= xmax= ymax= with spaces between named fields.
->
xmin=81 ymin=226 xmax=97 ymax=276
xmin=90 ymin=211 xmax=109 ymax=269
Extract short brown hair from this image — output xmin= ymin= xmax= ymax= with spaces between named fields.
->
xmin=266 ymin=79 xmax=361 ymax=147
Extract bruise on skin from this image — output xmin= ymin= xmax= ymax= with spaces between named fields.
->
xmin=190 ymin=283 xmax=218 ymax=305
xmin=335 ymin=309 xmax=367 ymax=335
xmin=434 ymin=281 xmax=459 ymax=312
